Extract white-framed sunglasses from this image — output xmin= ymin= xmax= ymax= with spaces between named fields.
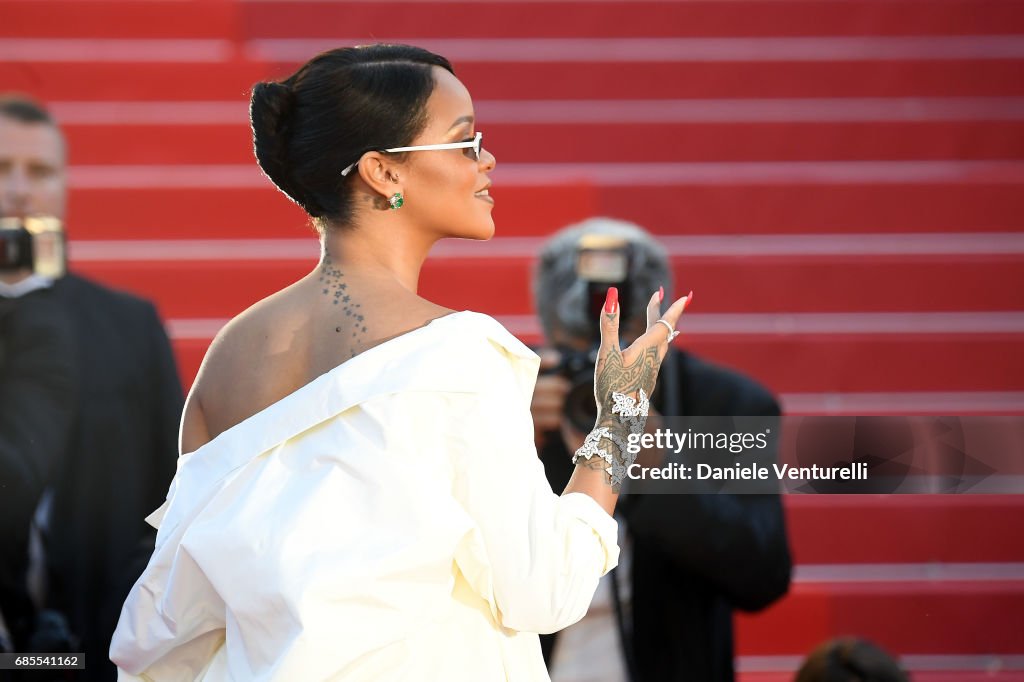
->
xmin=340 ymin=131 xmax=484 ymax=177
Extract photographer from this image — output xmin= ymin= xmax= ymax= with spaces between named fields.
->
xmin=0 ymin=95 xmax=183 ymax=681
xmin=531 ymin=218 xmax=792 ymax=682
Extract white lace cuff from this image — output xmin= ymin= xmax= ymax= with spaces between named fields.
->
xmin=571 ymin=389 xmax=650 ymax=487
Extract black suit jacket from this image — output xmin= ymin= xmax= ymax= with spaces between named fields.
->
xmin=0 ymin=286 xmax=77 ymax=653
xmin=43 ymin=273 xmax=183 ymax=681
xmin=538 ymin=348 xmax=792 ymax=682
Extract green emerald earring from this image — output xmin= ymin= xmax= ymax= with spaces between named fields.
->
xmin=388 ymin=192 xmax=404 ymax=210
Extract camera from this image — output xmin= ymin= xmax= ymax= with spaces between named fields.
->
xmin=541 ymin=234 xmax=664 ymax=433
xmin=0 ymin=216 xmax=66 ymax=278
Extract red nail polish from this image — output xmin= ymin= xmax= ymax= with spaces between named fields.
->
xmin=684 ymin=290 xmax=693 ymax=310
xmin=659 ymin=286 xmax=664 ymax=303
xmin=604 ymin=287 xmax=618 ymax=314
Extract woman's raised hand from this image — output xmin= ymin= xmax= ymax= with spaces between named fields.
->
xmin=576 ymin=287 xmax=691 ymax=487
xmin=594 ymin=285 xmax=691 ymax=432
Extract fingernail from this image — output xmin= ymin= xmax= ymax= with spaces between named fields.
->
xmin=684 ymin=290 xmax=693 ymax=310
xmin=604 ymin=286 xmax=618 ymax=314
xmin=658 ymin=286 xmax=664 ymax=303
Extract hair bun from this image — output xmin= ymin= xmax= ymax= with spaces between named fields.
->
xmin=250 ymin=81 xmax=313 ymax=212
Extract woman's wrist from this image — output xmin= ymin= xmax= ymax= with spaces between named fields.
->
xmin=571 ymin=427 xmax=630 ymax=493
xmin=572 ymin=388 xmax=651 ymax=490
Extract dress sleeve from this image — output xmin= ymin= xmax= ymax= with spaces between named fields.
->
xmin=449 ymin=342 xmax=620 ymax=635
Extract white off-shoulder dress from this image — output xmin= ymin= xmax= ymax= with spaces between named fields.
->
xmin=109 ymin=310 xmax=619 ymax=681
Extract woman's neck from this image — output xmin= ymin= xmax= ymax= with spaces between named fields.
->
xmin=319 ymin=220 xmax=439 ymax=295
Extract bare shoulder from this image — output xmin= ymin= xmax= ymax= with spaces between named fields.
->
xmin=180 ymin=281 xmax=457 ymax=452
xmin=181 ymin=289 xmax=302 ymax=449
xmin=196 ymin=294 xmax=289 ymax=386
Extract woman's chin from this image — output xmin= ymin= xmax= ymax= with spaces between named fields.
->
xmin=478 ymin=218 xmax=496 ymax=240
xmin=454 ymin=219 xmax=495 ymax=241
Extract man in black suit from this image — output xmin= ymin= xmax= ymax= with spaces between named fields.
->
xmin=530 ymin=218 xmax=792 ymax=682
xmin=0 ymin=276 xmax=77 ymax=660
xmin=0 ymin=95 xmax=183 ymax=681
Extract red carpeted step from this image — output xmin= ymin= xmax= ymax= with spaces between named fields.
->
xmin=690 ymin=333 xmax=1023 ymax=394
xmin=735 ymin=579 xmax=1024 ymax=655
xmin=67 ymin=253 xmax=1024 ymax=317
xmin=594 ymin=180 xmax=1024 ymax=236
xmin=68 ymin=186 xmax=310 ymax=240
xmin=60 ymin=119 xmax=1024 ymax=165
xmin=784 ymin=495 xmax=1024 ymax=564
xmin=65 ymin=121 xmax=257 ymax=166
xmin=1 ymin=1 xmax=240 ymax=39
xmin=238 ymin=0 xmax=1024 ymax=39
xmin=739 ymin=673 xmax=1024 ymax=682
xmin=64 ymin=184 xmax=598 ymax=240
xmin=165 ymin=331 xmax=1024 ymax=394
xmin=424 ymin=253 xmax=1024 ymax=314
xmin=0 ymin=61 xmax=276 ymax=102
xmin=5 ymin=58 xmax=1023 ymax=102
xmin=64 ymin=175 xmax=1024 ymax=238
xmin=358 ymin=59 xmax=1024 ymax=101
xmin=6 ymin=0 xmax=1024 ymax=40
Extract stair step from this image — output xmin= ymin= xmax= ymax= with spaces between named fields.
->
xmin=239 ymin=0 xmax=1024 ymax=39
xmin=63 ymin=166 xmax=1024 ymax=238
xmin=164 ymin=330 xmax=1024 ymax=394
xmin=65 ymin=183 xmax=596 ymax=240
xmin=780 ymin=391 xmax=1024 ymax=416
xmin=2 ymin=0 xmax=241 ymax=39
xmin=0 ymin=60 xmax=269 ymax=102
xmin=4 ymin=55 xmax=1023 ymax=102
xmin=739 ymin=670 xmax=1024 ymax=681
xmin=689 ymin=333 xmax=1023 ymax=394
xmin=785 ymin=495 xmax=1024 ymax=564
xmin=735 ymin=579 xmax=1024 ymax=655
xmin=68 ymin=252 xmax=1024 ymax=317
xmin=6 ymin=0 xmax=1024 ymax=40
xmin=59 ymin=118 xmax=1024 ymax=165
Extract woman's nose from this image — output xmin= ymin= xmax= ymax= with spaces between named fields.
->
xmin=480 ymin=147 xmax=496 ymax=172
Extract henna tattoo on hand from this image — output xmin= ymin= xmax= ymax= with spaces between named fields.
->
xmin=572 ymin=310 xmax=666 ymax=490
xmin=594 ymin=345 xmax=658 ymax=433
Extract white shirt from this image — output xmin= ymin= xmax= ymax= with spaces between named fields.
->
xmin=0 ymin=273 xmax=53 ymax=298
xmin=109 ymin=311 xmax=619 ymax=681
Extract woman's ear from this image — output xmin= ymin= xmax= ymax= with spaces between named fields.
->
xmin=355 ymin=152 xmax=401 ymax=198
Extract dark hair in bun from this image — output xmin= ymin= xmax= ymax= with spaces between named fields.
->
xmin=250 ymin=44 xmax=454 ymax=232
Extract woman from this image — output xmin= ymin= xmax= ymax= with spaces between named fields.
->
xmin=109 ymin=44 xmax=690 ymax=681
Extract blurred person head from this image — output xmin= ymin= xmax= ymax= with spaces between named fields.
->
xmin=249 ymin=44 xmax=496 ymax=240
xmin=531 ymin=217 xmax=677 ymax=432
xmin=0 ymin=96 xmax=67 ymax=222
xmin=532 ymin=216 xmax=675 ymax=349
xmin=0 ymin=96 xmax=68 ymax=285
xmin=795 ymin=637 xmax=909 ymax=682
